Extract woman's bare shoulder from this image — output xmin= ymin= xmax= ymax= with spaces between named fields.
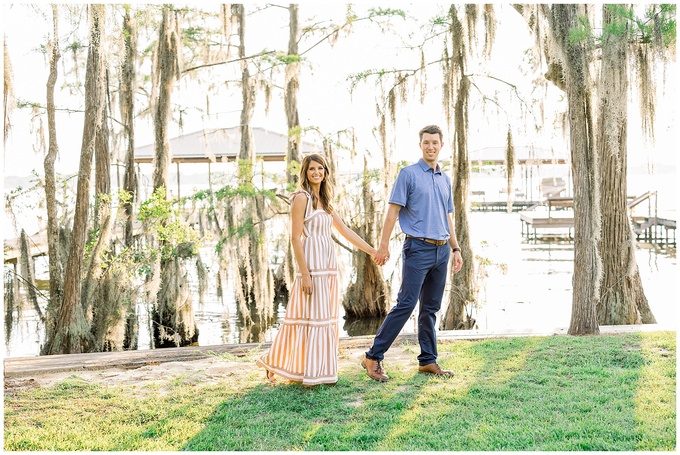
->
xmin=290 ymin=191 xmax=309 ymax=214
xmin=290 ymin=190 xmax=309 ymax=204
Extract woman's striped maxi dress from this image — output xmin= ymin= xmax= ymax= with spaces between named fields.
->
xmin=256 ymin=190 xmax=339 ymax=385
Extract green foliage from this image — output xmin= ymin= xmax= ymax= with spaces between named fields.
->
xmin=236 ymin=159 xmax=255 ymax=185
xmin=117 ymin=188 xmax=133 ymax=207
xmin=84 ymin=226 xmax=100 ymax=257
xmin=288 ymin=125 xmax=303 ymax=139
xmin=206 ymin=184 xmax=277 ymax=204
xmin=362 ymin=168 xmax=381 ymax=184
xmin=348 ymin=68 xmax=395 ymax=88
xmin=65 ymin=40 xmax=84 ymax=53
xmin=568 ymin=15 xmax=592 ymax=44
xmin=642 ymin=4 xmax=676 ymax=46
xmin=276 ymin=53 xmax=301 ymax=64
xmin=287 ymin=159 xmax=301 ymax=176
xmin=574 ymin=5 xmax=676 ymax=48
xmin=78 ymin=187 xmax=201 ymax=282
xmin=16 ymin=99 xmax=42 ymax=109
xmin=602 ymin=5 xmax=632 ymax=40
xmin=395 ymin=160 xmax=410 ymax=172
xmin=182 ymin=26 xmax=206 ymax=44
xmin=432 ymin=15 xmax=450 ymax=27
xmin=287 ymin=159 xmax=302 ymax=192
xmin=260 ymin=51 xmax=302 ymax=66
xmin=230 ymin=216 xmax=260 ymax=241
xmin=138 ymin=187 xmax=200 ymax=261
xmin=368 ymin=8 xmax=406 ymax=20
xmin=186 ymin=180 xmax=280 ymax=254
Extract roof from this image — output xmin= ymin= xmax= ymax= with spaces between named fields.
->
xmin=469 ymin=146 xmax=568 ymax=165
xmin=134 ymin=126 xmax=322 ymax=163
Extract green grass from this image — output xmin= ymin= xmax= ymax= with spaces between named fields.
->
xmin=4 ymin=331 xmax=676 ymax=451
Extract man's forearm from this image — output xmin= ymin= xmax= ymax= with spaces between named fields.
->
xmin=380 ymin=205 xmax=400 ymax=247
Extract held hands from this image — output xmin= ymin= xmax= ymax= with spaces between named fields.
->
xmin=372 ymin=243 xmax=390 ymax=266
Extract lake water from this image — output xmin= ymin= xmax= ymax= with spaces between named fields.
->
xmin=4 ymin=211 xmax=676 ymax=358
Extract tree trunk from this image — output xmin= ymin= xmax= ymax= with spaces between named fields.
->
xmin=505 ymin=128 xmax=515 ymax=213
xmin=231 ymin=4 xmax=274 ymax=335
xmin=81 ymin=92 xmax=113 ymax=325
xmin=285 ymin=4 xmax=301 ymax=185
xmin=4 ymin=38 xmax=15 ymax=142
xmin=43 ymin=4 xmax=107 ymax=355
xmin=152 ymin=7 xmax=178 ymax=193
xmin=94 ymin=102 xmax=111 ymax=199
xmin=279 ymin=3 xmax=303 ymax=299
xmin=5 ymin=263 xmax=20 ymax=344
xmin=153 ymin=257 xmax=199 ymax=348
xmin=150 ymin=6 xmax=198 ymax=348
xmin=440 ymin=6 xmax=478 ymax=330
xmin=236 ymin=6 xmax=255 ymax=171
xmin=343 ymin=157 xmax=390 ymax=318
xmin=120 ymin=6 xmax=139 ymax=348
xmin=43 ymin=4 xmax=65 ymax=341
xmin=121 ymin=6 xmax=138 ymax=249
xmin=19 ymin=230 xmax=42 ymax=320
xmin=596 ymin=4 xmax=655 ymax=325
xmin=442 ymin=75 xmax=477 ymax=330
xmin=549 ymin=5 xmax=601 ymax=335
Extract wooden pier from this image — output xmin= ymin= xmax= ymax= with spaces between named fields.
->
xmin=517 ymin=193 xmax=675 ymax=245
xmin=471 ymin=200 xmax=538 ymax=212
xmin=519 ymin=212 xmax=675 ymax=244
xmin=632 ymin=216 xmax=677 ymax=245
xmin=519 ymin=210 xmax=575 ymax=240
xmin=3 ymin=232 xmax=47 ymax=264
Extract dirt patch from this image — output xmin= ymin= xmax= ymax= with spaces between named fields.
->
xmin=4 ymin=356 xmax=245 ymax=395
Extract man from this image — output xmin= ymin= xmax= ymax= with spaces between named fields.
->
xmin=363 ymin=124 xmax=463 ymax=382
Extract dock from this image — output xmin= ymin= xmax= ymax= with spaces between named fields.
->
xmin=517 ymin=193 xmax=675 ymax=245
xmin=519 ymin=211 xmax=675 ymax=244
xmin=3 ymin=232 xmax=47 ymax=264
xmin=519 ymin=210 xmax=575 ymax=239
xmin=471 ymin=200 xmax=538 ymax=212
xmin=632 ymin=216 xmax=677 ymax=244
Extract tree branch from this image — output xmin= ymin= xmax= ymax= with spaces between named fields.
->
xmin=182 ymin=50 xmax=277 ymax=74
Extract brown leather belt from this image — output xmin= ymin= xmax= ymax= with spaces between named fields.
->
xmin=405 ymin=235 xmax=447 ymax=246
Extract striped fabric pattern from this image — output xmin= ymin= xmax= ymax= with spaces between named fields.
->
xmin=256 ymin=190 xmax=339 ymax=385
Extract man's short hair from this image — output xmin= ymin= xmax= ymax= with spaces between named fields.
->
xmin=419 ymin=125 xmax=443 ymax=142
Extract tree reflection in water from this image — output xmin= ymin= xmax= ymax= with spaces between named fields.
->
xmin=343 ymin=316 xmax=386 ymax=337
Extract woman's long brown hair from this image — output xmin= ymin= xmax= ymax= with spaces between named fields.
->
xmin=297 ymin=154 xmax=334 ymax=213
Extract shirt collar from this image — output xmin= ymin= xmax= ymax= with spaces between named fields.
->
xmin=417 ymin=158 xmax=441 ymax=174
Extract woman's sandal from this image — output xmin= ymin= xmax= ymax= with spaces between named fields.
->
xmin=265 ymin=369 xmax=277 ymax=384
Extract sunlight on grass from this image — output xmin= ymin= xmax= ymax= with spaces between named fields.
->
xmin=373 ymin=342 xmax=485 ymax=449
xmin=4 ymin=332 xmax=676 ymax=451
xmin=634 ymin=331 xmax=676 ymax=451
xmin=375 ymin=337 xmax=541 ymax=450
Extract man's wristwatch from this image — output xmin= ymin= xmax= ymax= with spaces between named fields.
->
xmin=452 ymin=247 xmax=461 ymax=253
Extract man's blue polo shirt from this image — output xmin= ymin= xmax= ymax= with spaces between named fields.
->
xmin=389 ymin=158 xmax=454 ymax=241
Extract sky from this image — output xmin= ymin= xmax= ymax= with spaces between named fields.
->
xmin=2 ymin=3 xmax=677 ymax=179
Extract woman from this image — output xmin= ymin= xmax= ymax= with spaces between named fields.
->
xmin=256 ymin=154 xmax=377 ymax=386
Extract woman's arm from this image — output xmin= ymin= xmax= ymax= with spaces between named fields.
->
xmin=331 ymin=211 xmax=377 ymax=257
xmin=291 ymin=193 xmax=313 ymax=294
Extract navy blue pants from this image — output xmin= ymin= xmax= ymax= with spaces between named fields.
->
xmin=366 ymin=237 xmax=450 ymax=366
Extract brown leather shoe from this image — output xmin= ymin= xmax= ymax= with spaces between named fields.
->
xmin=361 ymin=357 xmax=389 ymax=382
xmin=418 ymin=363 xmax=454 ymax=376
